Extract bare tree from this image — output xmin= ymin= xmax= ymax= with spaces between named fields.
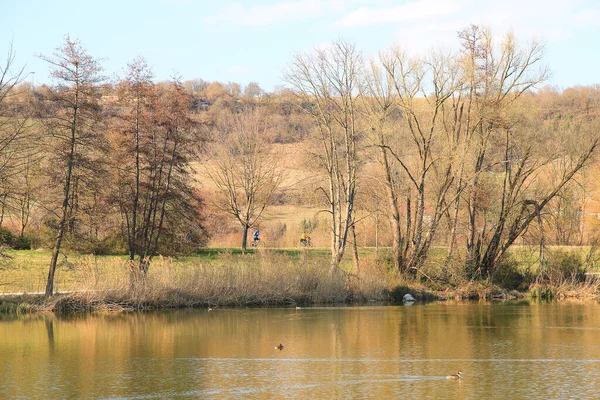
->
xmin=455 ymin=26 xmax=550 ymax=264
xmin=204 ymin=107 xmax=284 ymax=250
xmin=379 ymin=47 xmax=464 ymax=272
xmin=286 ymin=40 xmax=363 ymax=273
xmin=38 ymin=36 xmax=104 ymax=296
xmin=0 ymin=42 xmax=37 ymax=228
xmin=0 ymin=41 xmax=25 ymax=104
xmin=469 ymin=113 xmax=600 ymax=278
xmin=364 ymin=57 xmax=407 ymax=272
xmin=13 ymin=156 xmax=40 ymax=237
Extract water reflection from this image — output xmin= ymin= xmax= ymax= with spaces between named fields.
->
xmin=44 ymin=317 xmax=54 ymax=348
xmin=0 ymin=301 xmax=600 ymax=398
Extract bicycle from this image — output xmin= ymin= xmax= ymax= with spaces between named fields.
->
xmin=300 ymin=237 xmax=311 ymax=247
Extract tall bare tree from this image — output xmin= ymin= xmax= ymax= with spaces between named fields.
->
xmin=378 ymin=47 xmax=464 ymax=272
xmin=456 ymin=26 xmax=549 ymax=264
xmin=470 ymin=111 xmax=600 ymax=277
xmin=39 ymin=36 xmax=104 ymax=296
xmin=364 ymin=57 xmax=406 ymax=272
xmin=286 ymin=40 xmax=363 ymax=273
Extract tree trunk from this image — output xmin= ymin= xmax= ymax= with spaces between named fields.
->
xmin=447 ymin=180 xmax=462 ymax=262
xmin=46 ymin=166 xmax=73 ymax=296
xmin=330 ymin=250 xmax=343 ymax=275
xmin=379 ymin=145 xmax=403 ymax=272
xmin=414 ymin=181 xmax=425 ymax=249
xmin=351 ymin=224 xmax=359 ymax=275
xmin=0 ymin=193 xmax=6 ymax=227
xmin=374 ymin=213 xmax=379 ymax=256
xmin=242 ymin=224 xmax=249 ymax=251
xmin=404 ymin=195 xmax=412 ymax=259
xmin=130 ymin=100 xmax=141 ymax=262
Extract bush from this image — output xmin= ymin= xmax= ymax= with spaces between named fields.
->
xmin=375 ymin=248 xmax=395 ymax=269
xmin=545 ymin=250 xmax=585 ymax=283
xmin=490 ymin=256 xmax=530 ymax=290
xmin=12 ymin=235 xmax=31 ymax=250
xmin=78 ymin=234 xmax=126 ymax=255
xmin=0 ymin=227 xmax=14 ymax=247
xmin=29 ymin=224 xmax=58 ymax=249
xmin=88 ymin=240 xmax=114 ymax=256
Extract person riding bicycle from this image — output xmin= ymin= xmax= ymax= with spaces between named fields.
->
xmin=300 ymin=232 xmax=310 ymax=246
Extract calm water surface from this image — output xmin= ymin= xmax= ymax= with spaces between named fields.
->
xmin=2 ymin=301 xmax=600 ymax=399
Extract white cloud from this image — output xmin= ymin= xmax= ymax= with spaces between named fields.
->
xmin=463 ymin=0 xmax=577 ymax=41
xmin=335 ymin=0 xmax=466 ymax=27
xmin=203 ymin=0 xmax=400 ymax=27
xmin=204 ymin=0 xmax=345 ymax=27
xmin=331 ymin=0 xmax=600 ymax=56
xmin=334 ymin=0 xmax=600 ymax=31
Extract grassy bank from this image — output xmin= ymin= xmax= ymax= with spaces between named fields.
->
xmin=0 ymin=248 xmax=334 ymax=294
xmin=1 ymin=246 xmax=599 ymax=314
xmin=0 ymin=249 xmax=435 ymax=312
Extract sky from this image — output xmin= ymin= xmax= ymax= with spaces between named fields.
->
xmin=1 ymin=0 xmax=599 ymax=92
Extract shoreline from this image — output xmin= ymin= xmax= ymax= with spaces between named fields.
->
xmin=1 ymin=249 xmax=598 ymax=315
xmin=0 ymin=285 xmax=569 ymax=316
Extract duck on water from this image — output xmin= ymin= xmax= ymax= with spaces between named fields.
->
xmin=446 ymin=371 xmax=462 ymax=380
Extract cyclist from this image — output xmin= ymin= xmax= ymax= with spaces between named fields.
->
xmin=300 ymin=232 xmax=311 ymax=246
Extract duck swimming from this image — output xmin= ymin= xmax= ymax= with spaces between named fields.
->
xmin=446 ymin=371 xmax=462 ymax=380
xmin=275 ymin=343 xmax=284 ymax=350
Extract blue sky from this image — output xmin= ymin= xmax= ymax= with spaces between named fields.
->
xmin=2 ymin=0 xmax=599 ymax=91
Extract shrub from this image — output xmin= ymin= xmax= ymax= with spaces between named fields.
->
xmin=491 ymin=256 xmax=530 ymax=290
xmin=545 ymin=250 xmax=585 ymax=283
xmin=28 ymin=224 xmax=58 ymax=249
xmin=374 ymin=248 xmax=395 ymax=269
xmin=530 ymin=286 xmax=555 ymax=300
xmin=11 ymin=235 xmax=31 ymax=250
xmin=0 ymin=227 xmax=14 ymax=246
xmin=88 ymin=240 xmax=115 ymax=256
xmin=72 ymin=233 xmax=126 ymax=255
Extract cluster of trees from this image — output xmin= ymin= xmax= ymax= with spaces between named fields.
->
xmin=1 ymin=25 xmax=600 ymax=296
xmin=1 ymin=38 xmax=204 ymax=295
xmin=285 ymin=26 xmax=600 ymax=278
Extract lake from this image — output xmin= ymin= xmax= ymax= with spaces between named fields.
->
xmin=1 ymin=301 xmax=600 ymax=399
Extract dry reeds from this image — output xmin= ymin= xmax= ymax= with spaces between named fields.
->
xmin=46 ymin=251 xmax=400 ymax=311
